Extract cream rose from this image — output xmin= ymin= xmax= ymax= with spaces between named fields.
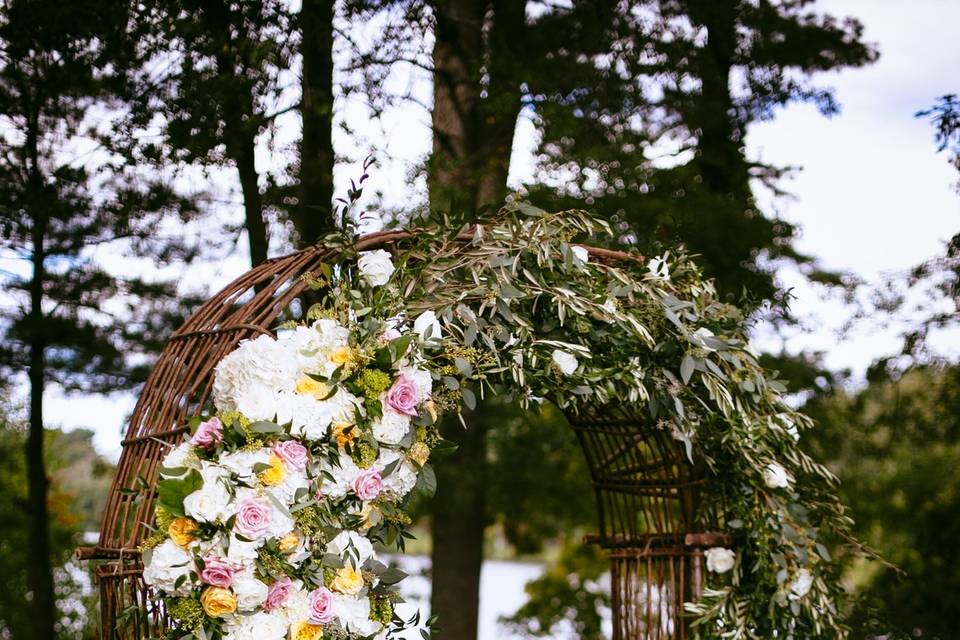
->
xmin=704 ymin=547 xmax=736 ymax=574
xmin=358 ymin=249 xmax=395 ymax=287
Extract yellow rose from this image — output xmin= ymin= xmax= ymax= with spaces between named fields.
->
xmin=330 ymin=346 xmax=354 ymax=366
xmin=200 ymin=587 xmax=237 ymax=618
xmin=408 ymin=442 xmax=430 ymax=467
xmin=329 ymin=566 xmax=364 ymax=595
xmin=278 ymin=530 xmax=302 ymax=553
xmin=295 ymin=376 xmax=329 ymax=399
xmin=290 ymin=621 xmax=324 ymax=640
xmin=332 ymin=422 xmax=358 ymax=448
xmin=259 ymin=453 xmax=286 ymax=486
xmin=167 ymin=517 xmax=197 ymax=549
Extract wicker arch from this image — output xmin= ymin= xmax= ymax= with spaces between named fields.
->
xmin=80 ymin=231 xmax=731 ymax=640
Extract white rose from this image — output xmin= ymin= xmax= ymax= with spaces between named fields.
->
xmin=183 ymin=464 xmax=232 ymax=523
xmin=789 ymin=568 xmax=813 ymax=599
xmin=326 ymin=530 xmax=375 ymax=567
xmin=704 ymin=547 xmax=736 ymax=574
xmin=223 ymin=611 xmax=287 ymax=640
xmin=331 ymin=593 xmax=381 ymax=636
xmin=358 ymin=249 xmax=395 ymax=287
xmin=413 ymin=310 xmax=442 ymax=341
xmin=142 ymin=539 xmax=193 ymax=595
xmin=763 ymin=462 xmax=791 ymax=489
xmin=551 ymin=349 xmax=579 ymax=375
xmin=232 ymin=569 xmax=269 ymax=611
xmin=647 ymin=256 xmax=670 ymax=280
xmin=372 ymin=407 xmax=412 ymax=445
xmin=571 ymin=245 xmax=589 ymax=263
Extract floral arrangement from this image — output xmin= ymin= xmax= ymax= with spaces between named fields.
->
xmin=140 ymin=202 xmax=867 ymax=640
xmin=143 ymin=253 xmax=453 ymax=639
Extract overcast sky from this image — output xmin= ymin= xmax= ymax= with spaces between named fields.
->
xmin=36 ymin=0 xmax=960 ymax=460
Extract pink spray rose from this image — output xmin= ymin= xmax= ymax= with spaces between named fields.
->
xmin=264 ymin=577 xmax=294 ymax=612
xmin=234 ymin=496 xmax=273 ymax=538
xmin=199 ymin=557 xmax=235 ymax=588
xmin=352 ymin=467 xmax=383 ymax=501
xmin=384 ymin=375 xmax=419 ymax=416
xmin=273 ymin=440 xmax=308 ymax=470
xmin=308 ymin=587 xmax=335 ymax=624
xmin=190 ymin=417 xmax=223 ymax=449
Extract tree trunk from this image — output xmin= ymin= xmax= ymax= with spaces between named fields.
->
xmin=683 ymin=0 xmax=748 ymax=197
xmin=296 ymin=0 xmax=336 ymax=246
xmin=427 ymin=2 xmax=524 ymax=639
xmin=26 ymin=134 xmax=56 ymax=640
xmin=203 ymin=3 xmax=270 ymax=268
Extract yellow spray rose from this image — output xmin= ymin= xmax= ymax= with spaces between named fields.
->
xmin=278 ymin=530 xmax=302 ymax=553
xmin=259 ymin=453 xmax=286 ymax=486
xmin=329 ymin=566 xmax=364 ymax=595
xmin=200 ymin=587 xmax=237 ymax=618
xmin=167 ymin=517 xmax=197 ymax=549
xmin=295 ymin=376 xmax=329 ymax=399
xmin=290 ymin=621 xmax=324 ymax=640
xmin=332 ymin=422 xmax=358 ymax=448
xmin=330 ymin=346 xmax=354 ymax=366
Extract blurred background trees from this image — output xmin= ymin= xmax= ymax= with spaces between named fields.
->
xmin=1 ymin=0 xmax=957 ymax=638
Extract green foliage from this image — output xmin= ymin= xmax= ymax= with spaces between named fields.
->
xmin=325 ymin=202 xmax=862 ymax=636
xmin=803 ymin=366 xmax=960 ymax=638
xmin=0 ymin=404 xmax=96 ymax=638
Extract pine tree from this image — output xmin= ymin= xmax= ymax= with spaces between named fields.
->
xmin=0 ymin=2 xmax=204 ymax=636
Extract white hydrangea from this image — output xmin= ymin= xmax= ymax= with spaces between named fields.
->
xmin=143 ymin=539 xmax=193 ymax=595
xmin=279 ymin=583 xmax=311 ymax=624
xmin=223 ymin=611 xmax=288 ymax=640
xmin=219 ymin=449 xmax=271 ymax=483
xmin=331 ymin=593 xmax=381 ymax=636
xmin=326 ymin=530 xmax=375 ymax=567
xmin=378 ymin=449 xmax=418 ymax=499
xmin=372 ymin=407 xmax=411 ymax=445
xmin=232 ymin=568 xmax=269 ymax=611
xmin=225 ymin=533 xmax=263 ymax=564
xmin=317 ymin=454 xmax=364 ymax=500
xmin=212 ymin=334 xmax=298 ymax=417
xmin=265 ymin=467 xmax=310 ymax=505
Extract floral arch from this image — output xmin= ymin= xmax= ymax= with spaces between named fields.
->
xmin=81 ymin=204 xmax=854 ymax=640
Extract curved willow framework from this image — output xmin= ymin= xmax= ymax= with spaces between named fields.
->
xmin=82 ymin=231 xmax=727 ymax=640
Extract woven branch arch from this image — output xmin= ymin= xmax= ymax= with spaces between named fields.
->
xmin=81 ymin=207 xmax=851 ymax=639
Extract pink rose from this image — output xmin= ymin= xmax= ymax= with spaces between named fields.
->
xmin=190 ymin=417 xmax=223 ymax=449
xmin=274 ymin=440 xmax=308 ymax=470
xmin=308 ymin=587 xmax=335 ymax=624
xmin=352 ymin=468 xmax=382 ymax=501
xmin=234 ymin=496 xmax=272 ymax=538
xmin=199 ymin=556 xmax=235 ymax=588
xmin=384 ymin=376 xmax=419 ymax=416
xmin=264 ymin=577 xmax=294 ymax=612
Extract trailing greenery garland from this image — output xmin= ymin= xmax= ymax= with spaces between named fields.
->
xmin=324 ymin=202 xmax=864 ymax=638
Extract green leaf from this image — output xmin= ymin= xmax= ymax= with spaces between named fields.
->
xmin=249 ymin=421 xmax=282 ymax=434
xmin=156 ymin=469 xmax=202 ymax=517
xmin=681 ymin=354 xmax=696 ymax=384
xmin=461 ymin=387 xmax=477 ymax=410
xmin=378 ymin=567 xmax=408 ymax=585
xmin=430 ymin=439 xmax=459 ymax=459
xmin=416 ymin=464 xmax=437 ymax=499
